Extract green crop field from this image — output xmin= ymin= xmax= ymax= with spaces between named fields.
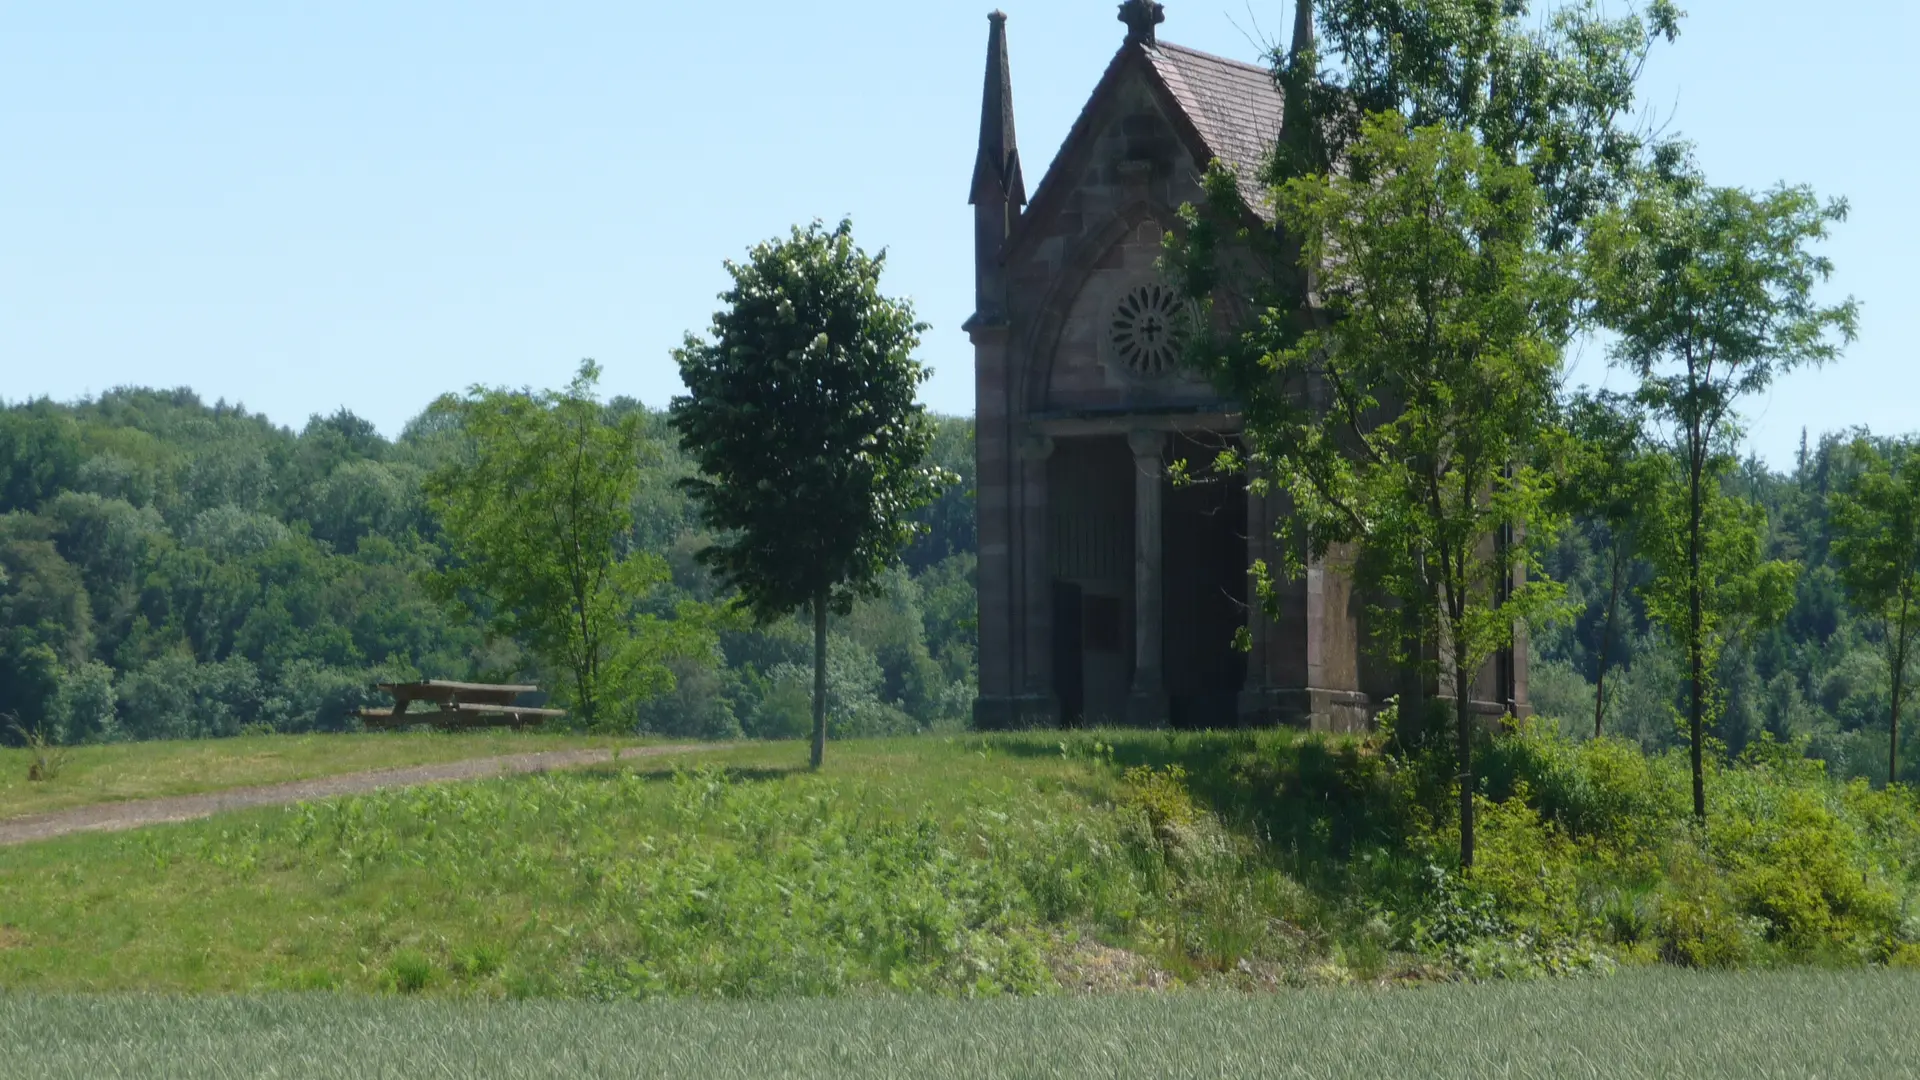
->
xmin=1 ymin=970 xmax=1914 ymax=1079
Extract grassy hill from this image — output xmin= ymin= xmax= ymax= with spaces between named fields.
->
xmin=1 ymin=727 xmax=1916 ymax=997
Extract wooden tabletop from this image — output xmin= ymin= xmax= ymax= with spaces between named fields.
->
xmin=377 ymin=680 xmax=540 ymax=695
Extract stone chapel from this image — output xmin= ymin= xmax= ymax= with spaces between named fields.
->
xmin=967 ymin=1 xmax=1528 ymax=732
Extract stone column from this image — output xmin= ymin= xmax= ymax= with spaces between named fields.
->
xmin=1127 ymin=429 xmax=1169 ymax=726
xmin=1018 ymin=433 xmax=1057 ymax=721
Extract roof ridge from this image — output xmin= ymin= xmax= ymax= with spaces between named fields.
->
xmin=1147 ymin=40 xmax=1276 ymax=78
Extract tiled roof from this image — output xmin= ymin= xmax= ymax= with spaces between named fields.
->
xmin=1144 ymin=42 xmax=1285 ymax=217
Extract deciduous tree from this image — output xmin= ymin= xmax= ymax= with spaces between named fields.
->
xmin=1588 ymin=160 xmax=1858 ymax=820
xmin=1829 ymin=439 xmax=1920 ymax=786
xmin=1237 ymin=117 xmax=1571 ymax=868
xmin=424 ymin=361 xmax=708 ymax=728
xmin=671 ymin=220 xmax=949 ymax=768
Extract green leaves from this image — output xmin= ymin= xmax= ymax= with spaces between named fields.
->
xmin=1298 ymin=0 xmax=1681 ymax=248
xmin=424 ymin=361 xmax=712 ymax=727
xmin=1589 ymin=156 xmax=1856 ymax=817
xmin=672 ymin=219 xmax=951 ymax=765
xmin=671 ymin=220 xmax=949 ymax=630
xmin=1588 ymin=169 xmax=1859 ymax=449
xmin=1257 ymin=117 xmax=1569 ymax=679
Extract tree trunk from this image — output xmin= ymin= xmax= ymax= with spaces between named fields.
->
xmin=1687 ymin=455 xmax=1707 ymax=824
xmin=1891 ymin=669 xmax=1903 ymax=789
xmin=1595 ymin=544 xmax=1624 ymax=740
xmin=811 ymin=592 xmax=828 ymax=770
xmin=1457 ymin=660 xmax=1475 ymax=871
xmin=1891 ymin=595 xmax=1910 ymax=788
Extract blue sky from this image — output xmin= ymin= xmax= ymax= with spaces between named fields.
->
xmin=3 ymin=1 xmax=1909 ymax=465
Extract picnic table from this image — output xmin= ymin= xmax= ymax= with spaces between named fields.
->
xmin=356 ymin=681 xmax=566 ymax=731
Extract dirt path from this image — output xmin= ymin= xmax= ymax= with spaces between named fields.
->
xmin=0 ymin=744 xmax=711 ymax=848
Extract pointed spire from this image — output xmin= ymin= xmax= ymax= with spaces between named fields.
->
xmin=1278 ymin=0 xmax=1317 ymax=171
xmin=970 ymin=11 xmax=1026 ymax=208
xmin=1118 ymin=0 xmax=1166 ymax=47
xmin=1288 ymin=0 xmax=1313 ymax=62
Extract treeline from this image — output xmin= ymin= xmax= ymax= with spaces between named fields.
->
xmin=0 ymin=388 xmax=976 ymax=743
xmin=1536 ymin=430 xmax=1919 ymax=786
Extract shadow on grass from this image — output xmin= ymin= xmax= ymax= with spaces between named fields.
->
xmin=988 ymin=729 xmax=1435 ymax=899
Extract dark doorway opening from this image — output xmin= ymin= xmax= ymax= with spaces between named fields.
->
xmin=1052 ymin=581 xmax=1085 ymax=726
xmin=1163 ymin=435 xmax=1249 ymax=728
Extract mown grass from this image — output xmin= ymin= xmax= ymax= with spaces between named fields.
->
xmin=0 ymin=730 xmax=669 ymax=820
xmin=1 ymin=729 xmax=1917 ymax=997
xmin=1 ymin=970 xmax=1915 ymax=1079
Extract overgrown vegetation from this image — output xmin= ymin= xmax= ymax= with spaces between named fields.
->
xmin=0 ymin=731 xmax=1914 ymax=998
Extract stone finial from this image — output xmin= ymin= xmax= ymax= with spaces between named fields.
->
xmin=1118 ymin=0 xmax=1166 ymax=47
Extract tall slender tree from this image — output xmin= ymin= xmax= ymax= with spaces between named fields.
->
xmin=1830 ymin=439 xmax=1920 ymax=786
xmin=1588 ymin=159 xmax=1858 ymax=821
xmin=672 ymin=220 xmax=949 ymax=768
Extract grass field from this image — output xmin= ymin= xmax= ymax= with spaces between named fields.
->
xmin=2 ymin=970 xmax=1914 ymax=1078
xmin=0 ymin=737 xmax=1169 ymax=995
xmin=0 ymin=730 xmax=665 ymax=819
xmin=2 ymin=728 xmax=1916 ymax=998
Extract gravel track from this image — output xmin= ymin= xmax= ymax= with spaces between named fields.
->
xmin=0 ymin=744 xmax=710 ymax=847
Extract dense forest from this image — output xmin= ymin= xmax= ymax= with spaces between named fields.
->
xmin=0 ymin=389 xmax=977 ymax=744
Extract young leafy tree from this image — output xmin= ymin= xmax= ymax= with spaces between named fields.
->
xmin=1175 ymin=1 xmax=1678 ymax=415
xmin=1243 ymin=116 xmax=1570 ymax=869
xmin=1829 ymin=439 xmax=1920 ymax=786
xmin=1292 ymin=0 xmax=1684 ymax=250
xmin=1588 ymin=161 xmax=1858 ymax=821
xmin=671 ymin=219 xmax=948 ymax=769
xmin=424 ymin=361 xmax=709 ymax=728
xmin=1554 ymin=391 xmax=1655 ymax=737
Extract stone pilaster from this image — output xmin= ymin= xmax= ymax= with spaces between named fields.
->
xmin=1018 ymin=433 xmax=1057 ymax=721
xmin=1126 ymin=429 xmax=1168 ymax=726
xmin=970 ymin=322 xmax=1017 ymax=728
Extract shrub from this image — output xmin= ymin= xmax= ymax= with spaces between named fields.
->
xmin=1653 ymin=844 xmax=1759 ymax=968
xmin=50 ymin=660 xmax=118 ymax=744
xmin=1710 ymin=779 xmax=1900 ymax=956
xmin=118 ymin=654 xmax=263 ymax=739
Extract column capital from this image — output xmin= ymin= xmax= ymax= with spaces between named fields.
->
xmin=1127 ymin=428 xmax=1165 ymax=461
xmin=1018 ymin=432 xmax=1056 ymax=462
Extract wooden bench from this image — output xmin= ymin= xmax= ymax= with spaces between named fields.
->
xmin=356 ymin=680 xmax=566 ymax=731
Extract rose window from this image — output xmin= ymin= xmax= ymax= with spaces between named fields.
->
xmin=1109 ymin=283 xmax=1186 ymax=377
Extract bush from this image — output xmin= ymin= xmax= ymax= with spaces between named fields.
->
xmin=636 ymin=656 xmax=742 ymax=740
xmin=50 ymin=660 xmax=119 ymax=744
xmin=118 ymin=654 xmax=264 ymax=739
xmin=257 ymin=661 xmax=384 ymax=734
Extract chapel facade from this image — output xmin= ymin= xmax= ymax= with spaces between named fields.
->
xmin=967 ymin=1 xmax=1528 ymax=731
